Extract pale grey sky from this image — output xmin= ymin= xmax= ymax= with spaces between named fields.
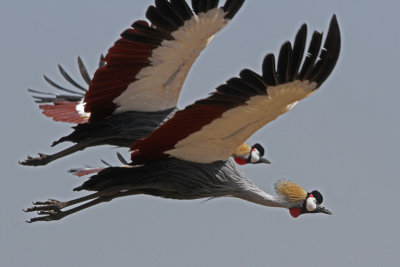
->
xmin=2 ymin=1 xmax=399 ymax=266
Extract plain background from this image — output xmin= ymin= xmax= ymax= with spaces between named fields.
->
xmin=1 ymin=1 xmax=399 ymax=266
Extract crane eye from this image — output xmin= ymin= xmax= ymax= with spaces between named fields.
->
xmin=306 ymin=197 xmax=317 ymax=212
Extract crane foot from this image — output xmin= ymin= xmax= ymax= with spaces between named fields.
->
xmin=19 ymin=153 xmax=51 ymax=166
xmin=24 ymin=199 xmax=66 ymax=223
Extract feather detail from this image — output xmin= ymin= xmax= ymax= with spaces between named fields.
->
xmin=130 ymin=16 xmax=340 ymax=165
xmin=69 ymin=167 xmax=106 ymax=177
xmin=233 ymin=143 xmax=251 ymax=157
xmin=29 ymin=56 xmax=102 ymax=124
xmin=274 ymin=180 xmax=307 ymax=202
xmin=84 ymin=0 xmax=243 ymax=121
xmin=39 ymin=102 xmax=88 ymax=124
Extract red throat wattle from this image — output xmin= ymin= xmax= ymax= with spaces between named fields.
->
xmin=289 ymin=208 xmax=302 ymax=218
xmin=234 ymin=157 xmax=247 ymax=165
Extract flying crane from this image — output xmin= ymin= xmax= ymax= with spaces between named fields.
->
xmin=25 ymin=14 xmax=340 ymax=222
xmin=20 ymin=0 xmax=268 ymax=166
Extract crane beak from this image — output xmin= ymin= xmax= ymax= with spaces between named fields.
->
xmin=257 ymin=158 xmax=271 ymax=164
xmin=315 ymin=205 xmax=332 ymax=215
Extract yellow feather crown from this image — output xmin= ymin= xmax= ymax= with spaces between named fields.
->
xmin=274 ymin=180 xmax=307 ymax=202
xmin=233 ymin=143 xmax=252 ymax=157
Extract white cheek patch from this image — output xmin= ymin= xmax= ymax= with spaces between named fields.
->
xmin=306 ymin=197 xmax=317 ymax=212
xmin=250 ymin=150 xmax=260 ymax=163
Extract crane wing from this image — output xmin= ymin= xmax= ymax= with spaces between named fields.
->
xmin=130 ymin=16 xmax=341 ymax=164
xmin=28 ymin=56 xmax=104 ymax=124
xmin=84 ymin=0 xmax=245 ymax=121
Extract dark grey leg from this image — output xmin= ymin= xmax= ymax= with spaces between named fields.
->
xmin=25 ymin=188 xmax=142 ymax=223
xmin=19 ymin=142 xmax=91 ymax=166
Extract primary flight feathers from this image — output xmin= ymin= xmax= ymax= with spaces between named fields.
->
xmin=31 ymin=0 xmax=244 ymax=123
xmin=85 ymin=0 xmax=245 ymax=121
xmin=130 ymin=15 xmax=341 ymax=164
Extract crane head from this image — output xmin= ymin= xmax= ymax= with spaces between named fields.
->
xmin=233 ymin=143 xmax=271 ymax=165
xmin=289 ymin=190 xmax=332 ymax=218
xmin=274 ymin=180 xmax=332 ymax=218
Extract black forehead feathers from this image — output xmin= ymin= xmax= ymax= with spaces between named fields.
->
xmin=252 ymin=143 xmax=265 ymax=156
xmin=309 ymin=190 xmax=323 ymax=204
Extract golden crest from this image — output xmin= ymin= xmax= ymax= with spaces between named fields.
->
xmin=233 ymin=143 xmax=252 ymax=157
xmin=274 ymin=180 xmax=307 ymax=202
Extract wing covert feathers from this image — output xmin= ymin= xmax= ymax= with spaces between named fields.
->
xmin=130 ymin=16 xmax=341 ymax=164
xmin=84 ymin=0 xmax=244 ymax=122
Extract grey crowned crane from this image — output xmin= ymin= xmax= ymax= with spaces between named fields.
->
xmin=20 ymin=0 xmax=269 ymax=166
xmin=25 ymin=16 xmax=340 ymax=222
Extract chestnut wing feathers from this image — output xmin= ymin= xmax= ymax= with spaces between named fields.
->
xmin=130 ymin=16 xmax=340 ymax=164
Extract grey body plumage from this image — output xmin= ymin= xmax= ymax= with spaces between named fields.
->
xmin=53 ymin=108 xmax=177 ymax=147
xmin=20 ymin=108 xmax=177 ymax=166
xmin=76 ymin=159 xmax=257 ymax=200
xmin=26 ymin=159 xmax=293 ymax=222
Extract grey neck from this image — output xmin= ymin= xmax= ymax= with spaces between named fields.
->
xmin=234 ymin=186 xmax=288 ymax=208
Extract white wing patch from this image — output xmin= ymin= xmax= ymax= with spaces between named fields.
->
xmin=75 ymin=99 xmax=91 ymax=119
xmin=114 ymin=8 xmax=229 ymax=113
xmin=166 ymin=80 xmax=318 ymax=163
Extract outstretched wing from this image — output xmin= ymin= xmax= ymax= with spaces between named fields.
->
xmin=84 ymin=0 xmax=245 ymax=121
xmin=29 ymin=56 xmax=105 ymax=124
xmin=130 ymin=16 xmax=341 ymax=164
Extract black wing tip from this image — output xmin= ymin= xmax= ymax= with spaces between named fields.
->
xmin=146 ymin=0 xmax=244 ymax=35
xmin=298 ymin=23 xmax=308 ymax=36
xmin=329 ymin=14 xmax=341 ymax=51
xmin=216 ymin=14 xmax=340 ymax=101
xmin=331 ymin=14 xmax=338 ymax=26
xmin=294 ymin=15 xmax=341 ymax=86
xmin=329 ymin=14 xmax=341 ymax=48
xmin=192 ymin=0 xmax=221 ymax=14
xmin=252 ymin=15 xmax=341 ymax=94
xmin=327 ymin=14 xmax=340 ymax=44
xmin=313 ymin=14 xmax=341 ymax=85
xmin=192 ymin=0 xmax=244 ymax=18
xmin=222 ymin=0 xmax=245 ymax=19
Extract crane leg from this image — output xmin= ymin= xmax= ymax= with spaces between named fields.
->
xmin=25 ymin=187 xmax=142 ymax=223
xmin=19 ymin=141 xmax=92 ymax=166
